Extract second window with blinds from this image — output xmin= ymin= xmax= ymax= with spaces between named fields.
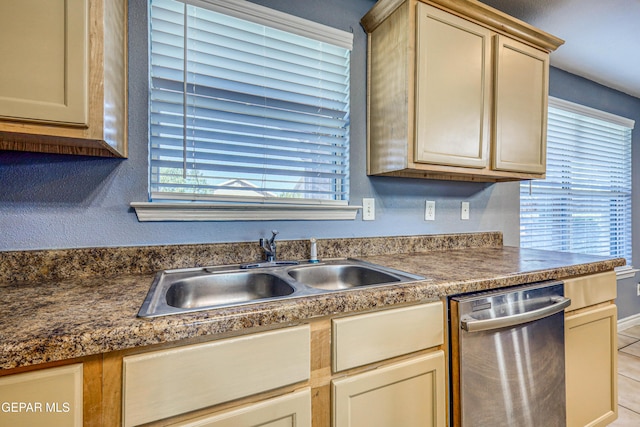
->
xmin=520 ymin=97 xmax=634 ymax=265
xmin=145 ymin=0 xmax=355 ymax=220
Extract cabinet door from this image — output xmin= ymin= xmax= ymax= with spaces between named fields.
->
xmin=414 ymin=3 xmax=492 ymax=168
xmin=492 ymin=35 xmax=549 ymax=174
xmin=0 ymin=363 xmax=83 ymax=427
xmin=0 ymin=0 xmax=88 ymax=125
xmin=565 ymin=304 xmax=617 ymax=427
xmin=0 ymin=0 xmax=127 ymax=158
xmin=332 ymin=351 xmax=446 ymax=427
xmin=170 ymin=389 xmax=311 ymax=427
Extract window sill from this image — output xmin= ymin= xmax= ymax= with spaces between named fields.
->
xmin=130 ymin=202 xmax=361 ymax=221
xmin=615 ymin=265 xmax=638 ymax=280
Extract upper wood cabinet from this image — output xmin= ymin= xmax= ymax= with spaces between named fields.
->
xmin=492 ymin=34 xmax=549 ymax=174
xmin=361 ymin=0 xmax=563 ymax=182
xmin=0 ymin=0 xmax=127 ymax=158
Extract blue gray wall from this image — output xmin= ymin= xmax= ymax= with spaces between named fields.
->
xmin=0 ymin=0 xmax=519 ymax=251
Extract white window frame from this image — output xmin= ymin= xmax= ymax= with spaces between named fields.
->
xmin=520 ymin=97 xmax=635 ymax=275
xmin=132 ymin=0 xmax=359 ymax=221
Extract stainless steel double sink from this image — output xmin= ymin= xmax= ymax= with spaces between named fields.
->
xmin=138 ymin=259 xmax=424 ymax=317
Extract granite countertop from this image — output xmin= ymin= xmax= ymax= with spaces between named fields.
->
xmin=0 ymin=235 xmax=625 ymax=371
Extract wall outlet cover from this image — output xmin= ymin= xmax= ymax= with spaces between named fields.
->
xmin=363 ymin=198 xmax=375 ymax=221
xmin=425 ymin=200 xmax=435 ymax=221
xmin=461 ymin=201 xmax=470 ymax=220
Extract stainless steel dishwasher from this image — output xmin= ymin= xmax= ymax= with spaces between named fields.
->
xmin=449 ymin=281 xmax=571 ymax=427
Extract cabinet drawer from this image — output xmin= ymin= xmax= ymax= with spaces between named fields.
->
xmin=122 ymin=325 xmax=310 ymax=427
xmin=168 ymin=388 xmax=311 ymax=427
xmin=0 ymin=363 xmax=83 ymax=427
xmin=332 ymin=302 xmax=443 ymax=372
xmin=564 ymin=271 xmax=616 ymax=312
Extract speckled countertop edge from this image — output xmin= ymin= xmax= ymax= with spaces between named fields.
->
xmin=0 ymin=233 xmax=625 ymax=371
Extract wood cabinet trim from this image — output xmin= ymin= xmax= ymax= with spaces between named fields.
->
xmin=362 ymin=0 xmax=564 ymax=52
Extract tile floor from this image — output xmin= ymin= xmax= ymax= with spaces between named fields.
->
xmin=609 ymin=325 xmax=640 ymax=426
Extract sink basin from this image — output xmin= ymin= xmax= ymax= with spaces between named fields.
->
xmin=138 ymin=259 xmax=424 ymax=317
xmin=165 ymin=272 xmax=295 ymax=309
xmin=287 ymin=264 xmax=402 ymax=291
xmin=138 ymin=268 xmax=298 ymax=317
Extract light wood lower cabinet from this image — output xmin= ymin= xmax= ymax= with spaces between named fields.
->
xmin=332 ymin=351 xmax=446 ymax=427
xmin=0 ymin=302 xmax=447 ymax=426
xmin=122 ymin=325 xmax=310 ymax=427
xmin=564 ymin=271 xmax=618 ymax=427
xmin=331 ymin=302 xmax=446 ymax=427
xmin=565 ymin=304 xmax=618 ymax=427
xmin=0 ymin=363 xmax=83 ymax=427
xmin=168 ymin=388 xmax=311 ymax=427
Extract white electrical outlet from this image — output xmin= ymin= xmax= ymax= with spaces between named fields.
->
xmin=363 ymin=198 xmax=375 ymax=221
xmin=425 ymin=200 xmax=435 ymax=221
xmin=461 ymin=202 xmax=470 ymax=220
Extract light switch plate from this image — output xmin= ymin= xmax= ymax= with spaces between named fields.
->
xmin=461 ymin=202 xmax=470 ymax=220
xmin=363 ymin=198 xmax=375 ymax=221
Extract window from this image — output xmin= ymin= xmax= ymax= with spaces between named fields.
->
xmin=137 ymin=0 xmax=356 ymax=221
xmin=520 ymin=97 xmax=634 ymax=264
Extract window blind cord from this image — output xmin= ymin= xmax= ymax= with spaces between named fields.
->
xmin=182 ymin=2 xmax=188 ymax=180
xmin=261 ymin=32 xmax=267 ymax=196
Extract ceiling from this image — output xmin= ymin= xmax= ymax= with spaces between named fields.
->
xmin=479 ymin=0 xmax=640 ymax=98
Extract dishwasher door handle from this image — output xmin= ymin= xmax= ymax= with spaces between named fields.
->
xmin=460 ymin=296 xmax=571 ymax=332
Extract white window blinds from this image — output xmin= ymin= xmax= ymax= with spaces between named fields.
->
xmin=520 ymin=97 xmax=634 ymax=264
xmin=149 ymin=0 xmax=352 ymax=202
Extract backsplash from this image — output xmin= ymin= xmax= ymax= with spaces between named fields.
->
xmin=0 ymin=232 xmax=502 ymax=284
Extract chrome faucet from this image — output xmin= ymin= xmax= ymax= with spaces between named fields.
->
xmin=240 ymin=230 xmax=298 ymax=269
xmin=260 ymin=230 xmax=279 ymax=262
